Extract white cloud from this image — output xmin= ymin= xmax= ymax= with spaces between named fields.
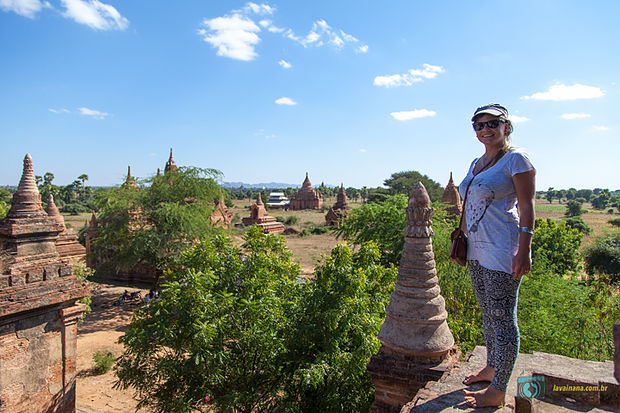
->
xmin=61 ymin=0 xmax=128 ymax=30
xmin=359 ymin=148 xmax=366 ymax=153
xmin=275 ymin=97 xmax=296 ymax=106
xmin=374 ymin=64 xmax=444 ymax=87
xmin=390 ymin=109 xmax=436 ymax=121
xmin=200 ymin=5 xmax=366 ymax=60
xmin=78 ymin=107 xmax=109 ymax=119
xmin=509 ymin=115 xmax=530 ymax=123
xmin=522 ymin=83 xmax=604 ymax=101
xmin=561 ymin=113 xmax=591 ymax=120
xmin=0 ymin=0 xmax=49 ymax=18
xmin=594 ymin=125 xmax=609 ymax=131
xmin=278 ymin=59 xmax=291 ymax=69
xmin=49 ymin=108 xmax=70 ymax=114
xmin=199 ymin=13 xmax=260 ymax=61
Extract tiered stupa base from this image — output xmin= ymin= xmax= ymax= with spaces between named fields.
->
xmin=242 ymin=217 xmax=284 ymax=234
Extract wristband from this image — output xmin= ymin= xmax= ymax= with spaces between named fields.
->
xmin=519 ymin=227 xmax=534 ymax=235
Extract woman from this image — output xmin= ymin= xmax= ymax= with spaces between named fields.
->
xmin=459 ymin=103 xmax=536 ymax=408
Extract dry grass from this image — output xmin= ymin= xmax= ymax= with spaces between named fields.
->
xmin=62 ymin=212 xmax=92 ymax=231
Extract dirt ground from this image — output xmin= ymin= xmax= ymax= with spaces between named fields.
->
xmin=76 ymin=284 xmax=151 ymax=413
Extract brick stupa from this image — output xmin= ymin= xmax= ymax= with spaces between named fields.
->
xmin=325 ymin=183 xmax=349 ymax=226
xmin=210 ymin=195 xmax=234 ymax=229
xmin=242 ymin=193 xmax=284 ymax=234
xmin=45 ymin=194 xmax=86 ymax=261
xmin=289 ymin=172 xmax=323 ymax=210
xmin=367 ymin=182 xmax=459 ymax=412
xmin=164 ymin=147 xmax=177 ymax=173
xmin=441 ymin=172 xmax=462 ymax=217
xmin=0 ymin=154 xmax=89 ymax=413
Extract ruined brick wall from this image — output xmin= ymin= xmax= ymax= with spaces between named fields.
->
xmin=0 ymin=304 xmax=83 ymax=413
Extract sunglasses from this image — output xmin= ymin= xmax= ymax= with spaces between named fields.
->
xmin=472 ymin=118 xmax=506 ymax=131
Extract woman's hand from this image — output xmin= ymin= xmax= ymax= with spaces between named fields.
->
xmin=512 ymin=249 xmax=531 ymax=280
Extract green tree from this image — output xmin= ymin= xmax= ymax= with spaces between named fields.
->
xmin=532 ymin=218 xmax=582 ymax=275
xmin=565 ymin=199 xmax=584 ymax=217
xmin=337 ymin=194 xmax=407 ymax=266
xmin=591 ymin=190 xmax=611 ymax=210
xmin=43 ymin=172 xmax=55 ymax=185
xmin=283 ymin=243 xmax=397 ymax=412
xmin=92 ymin=166 xmax=223 ymax=278
xmin=545 ymin=187 xmax=556 ymax=204
xmin=115 ymin=228 xmax=304 ymax=413
xmin=583 ymin=231 xmax=620 ymax=283
xmin=383 ymin=171 xmax=443 ymax=202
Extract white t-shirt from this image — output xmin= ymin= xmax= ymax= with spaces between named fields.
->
xmin=458 ymin=148 xmax=535 ymax=273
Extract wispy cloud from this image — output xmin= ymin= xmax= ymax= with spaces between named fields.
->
xmin=278 ymin=59 xmax=291 ymax=69
xmin=509 ymin=115 xmax=530 ymax=123
xmin=0 ymin=0 xmax=50 ymax=18
xmin=199 ymin=3 xmax=366 ymax=60
xmin=275 ymin=97 xmax=296 ymax=106
xmin=561 ymin=113 xmax=591 ymax=120
xmin=522 ymin=83 xmax=604 ymax=101
xmin=60 ymin=0 xmax=128 ymax=30
xmin=79 ymin=107 xmax=109 ymax=119
xmin=374 ymin=64 xmax=444 ymax=87
xmin=390 ymin=109 xmax=436 ymax=121
xmin=359 ymin=148 xmax=366 ymax=153
xmin=594 ymin=125 xmax=609 ymax=131
xmin=49 ymin=108 xmax=70 ymax=114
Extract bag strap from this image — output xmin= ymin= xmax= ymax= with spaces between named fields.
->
xmin=458 ymin=149 xmax=505 ymax=230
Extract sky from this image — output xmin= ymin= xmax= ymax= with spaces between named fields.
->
xmin=1 ymin=0 xmax=618 ymax=191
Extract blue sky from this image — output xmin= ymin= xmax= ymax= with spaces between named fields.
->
xmin=1 ymin=0 xmax=618 ymax=191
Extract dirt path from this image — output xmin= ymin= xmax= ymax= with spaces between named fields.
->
xmin=77 ymin=284 xmax=151 ymax=413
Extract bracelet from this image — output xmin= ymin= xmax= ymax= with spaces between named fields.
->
xmin=519 ymin=227 xmax=534 ymax=235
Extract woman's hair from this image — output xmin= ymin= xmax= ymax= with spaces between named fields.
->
xmin=501 ymin=117 xmax=513 ymax=151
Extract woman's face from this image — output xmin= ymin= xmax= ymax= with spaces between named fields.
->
xmin=473 ymin=113 xmax=507 ymax=149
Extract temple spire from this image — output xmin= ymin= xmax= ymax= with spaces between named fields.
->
xmin=45 ymin=194 xmax=66 ymax=230
xmin=7 ymin=154 xmax=46 ymax=218
xmin=165 ymin=147 xmax=178 ymax=173
xmin=257 ymin=192 xmax=263 ymax=205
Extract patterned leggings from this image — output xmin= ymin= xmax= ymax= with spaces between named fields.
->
xmin=468 ymin=260 xmax=521 ymax=392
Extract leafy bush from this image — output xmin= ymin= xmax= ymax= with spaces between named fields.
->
xmin=284 ymin=216 xmax=298 ymax=226
xmin=0 ymin=200 xmax=8 ymax=219
xmin=609 ymin=218 xmax=620 ymax=227
xmin=583 ymin=232 xmax=620 ymax=283
xmin=519 ymin=267 xmax=619 ymax=361
xmin=115 ymin=227 xmax=396 ymax=413
xmin=337 ymin=194 xmax=407 ymax=266
xmin=61 ymin=202 xmax=90 ymax=215
xmin=532 ymin=218 xmax=582 ymax=274
xmin=563 ymin=216 xmax=591 ymax=234
xmin=93 ymin=350 xmax=115 ymax=374
xmin=564 ymin=200 xmax=583 ymax=217
xmin=283 ymin=243 xmax=397 ymax=412
xmin=276 ymin=215 xmax=285 ymax=222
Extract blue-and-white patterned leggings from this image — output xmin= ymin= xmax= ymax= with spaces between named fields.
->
xmin=468 ymin=260 xmax=521 ymax=392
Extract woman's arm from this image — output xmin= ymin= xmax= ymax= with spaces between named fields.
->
xmin=512 ymin=169 xmax=536 ymax=280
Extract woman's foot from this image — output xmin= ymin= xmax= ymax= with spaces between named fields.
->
xmin=462 ymin=365 xmax=494 ymax=385
xmin=463 ymin=386 xmax=505 ymax=408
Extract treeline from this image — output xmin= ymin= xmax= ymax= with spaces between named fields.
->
xmin=540 ymin=187 xmax=620 ymax=211
xmin=225 ymin=170 xmax=446 ymax=205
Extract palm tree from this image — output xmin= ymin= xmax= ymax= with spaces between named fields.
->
xmin=78 ymin=174 xmax=89 ymax=188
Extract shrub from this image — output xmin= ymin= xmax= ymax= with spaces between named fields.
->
xmin=609 ymin=218 xmax=620 ymax=227
xmin=532 ymin=218 xmax=582 ymax=275
xmin=284 ymin=216 xmax=298 ymax=226
xmin=563 ymin=216 xmax=591 ymax=234
xmin=276 ymin=215 xmax=285 ymax=222
xmin=93 ymin=350 xmax=115 ymax=374
xmin=608 ymin=209 xmax=615 ymax=214
xmin=565 ymin=200 xmax=583 ymax=217
xmin=583 ymin=232 xmax=620 ymax=283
